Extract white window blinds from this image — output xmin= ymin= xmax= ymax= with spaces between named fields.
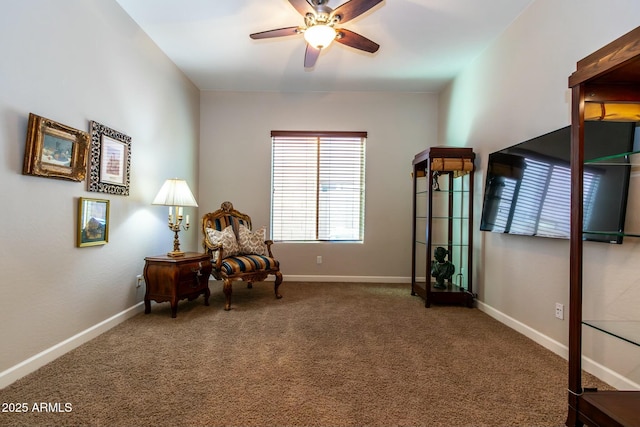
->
xmin=271 ymin=131 xmax=366 ymax=242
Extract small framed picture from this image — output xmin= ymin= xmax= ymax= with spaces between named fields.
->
xmin=22 ymin=113 xmax=89 ymax=181
xmin=88 ymin=121 xmax=131 ymax=196
xmin=77 ymin=197 xmax=110 ymax=247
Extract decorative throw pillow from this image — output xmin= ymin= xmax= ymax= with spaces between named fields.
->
xmin=205 ymin=225 xmax=240 ymax=258
xmin=237 ymin=224 xmax=267 ymax=256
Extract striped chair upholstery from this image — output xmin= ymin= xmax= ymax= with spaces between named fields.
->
xmin=202 ymin=202 xmax=283 ymax=310
xmin=221 ymin=254 xmax=280 ymax=276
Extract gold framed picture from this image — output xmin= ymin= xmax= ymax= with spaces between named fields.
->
xmin=88 ymin=121 xmax=131 ymax=196
xmin=22 ymin=113 xmax=89 ymax=181
xmin=77 ymin=197 xmax=110 ymax=247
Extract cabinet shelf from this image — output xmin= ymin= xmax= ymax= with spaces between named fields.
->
xmin=582 ymin=320 xmax=640 ymax=348
xmin=415 ymin=240 xmax=470 ymax=247
xmin=585 ymin=150 xmax=640 ymax=165
xmin=419 ymin=190 xmax=472 ymax=196
xmin=411 ymin=281 xmax=473 ymax=300
xmin=583 ymin=230 xmax=640 ymax=239
xmin=433 ymin=215 xmax=469 ymax=220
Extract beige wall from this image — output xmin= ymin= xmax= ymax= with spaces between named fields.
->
xmin=199 ymin=91 xmax=438 ymax=279
xmin=0 ymin=0 xmax=200 ymax=383
xmin=439 ymin=0 xmax=640 ymax=387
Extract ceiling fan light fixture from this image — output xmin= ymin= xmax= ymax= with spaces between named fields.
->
xmin=303 ymin=24 xmax=336 ymax=49
xmin=250 ymin=0 xmax=382 ymax=67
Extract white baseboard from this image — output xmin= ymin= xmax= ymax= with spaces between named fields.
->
xmin=581 ymin=356 xmax=640 ymax=390
xmin=0 ymin=302 xmax=145 ymax=389
xmin=475 ymin=300 xmax=569 ymax=359
xmin=281 ymin=275 xmax=411 ymax=283
xmin=476 ymin=300 xmax=640 ymax=390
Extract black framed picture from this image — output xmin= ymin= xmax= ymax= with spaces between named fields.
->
xmin=88 ymin=121 xmax=131 ymax=196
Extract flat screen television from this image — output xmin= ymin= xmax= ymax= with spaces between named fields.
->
xmin=480 ymin=121 xmax=637 ymax=243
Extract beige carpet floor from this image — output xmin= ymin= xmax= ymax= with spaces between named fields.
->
xmin=0 ymin=281 xmax=610 ymax=427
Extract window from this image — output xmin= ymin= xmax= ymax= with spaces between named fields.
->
xmin=271 ymin=131 xmax=366 ymax=242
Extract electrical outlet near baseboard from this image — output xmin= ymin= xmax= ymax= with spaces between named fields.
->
xmin=136 ymin=274 xmax=144 ymax=288
xmin=555 ymin=303 xmax=564 ymax=320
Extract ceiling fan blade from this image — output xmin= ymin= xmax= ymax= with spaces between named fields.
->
xmin=335 ymin=28 xmax=379 ymax=53
xmin=250 ymin=27 xmax=300 ymax=40
xmin=288 ymin=0 xmax=315 ymax=17
xmin=331 ymin=0 xmax=383 ymax=24
xmin=304 ymin=44 xmax=321 ymax=68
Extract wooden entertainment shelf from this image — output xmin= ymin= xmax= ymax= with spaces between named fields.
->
xmin=566 ymin=26 xmax=640 ymax=427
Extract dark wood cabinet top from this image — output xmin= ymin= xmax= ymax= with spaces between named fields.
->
xmin=144 ymin=252 xmax=211 ymax=263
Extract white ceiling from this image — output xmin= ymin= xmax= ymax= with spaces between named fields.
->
xmin=115 ymin=0 xmax=533 ymax=93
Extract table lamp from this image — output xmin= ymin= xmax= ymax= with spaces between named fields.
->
xmin=152 ymin=178 xmax=198 ymax=257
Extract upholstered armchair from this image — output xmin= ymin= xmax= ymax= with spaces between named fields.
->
xmin=202 ymin=202 xmax=283 ymax=310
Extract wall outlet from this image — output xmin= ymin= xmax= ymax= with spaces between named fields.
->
xmin=555 ymin=303 xmax=564 ymax=320
xmin=136 ymin=274 xmax=144 ymax=288
xmin=316 ymin=255 xmax=322 ymax=264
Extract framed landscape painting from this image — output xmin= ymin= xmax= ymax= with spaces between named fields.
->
xmin=22 ymin=113 xmax=89 ymax=182
xmin=77 ymin=197 xmax=110 ymax=247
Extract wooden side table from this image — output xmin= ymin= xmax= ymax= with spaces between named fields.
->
xmin=143 ymin=252 xmax=212 ymax=318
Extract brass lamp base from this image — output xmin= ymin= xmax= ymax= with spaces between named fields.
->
xmin=167 ymin=222 xmax=188 ymax=258
xmin=167 ymin=212 xmax=189 ymax=258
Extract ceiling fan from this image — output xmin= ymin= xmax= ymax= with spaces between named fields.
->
xmin=249 ymin=0 xmax=383 ymax=68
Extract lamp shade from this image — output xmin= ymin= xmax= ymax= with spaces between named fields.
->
xmin=304 ymin=24 xmax=336 ymax=49
xmin=152 ymin=178 xmax=198 ymax=207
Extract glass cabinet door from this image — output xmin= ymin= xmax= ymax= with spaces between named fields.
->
xmin=430 ymin=172 xmax=471 ymax=292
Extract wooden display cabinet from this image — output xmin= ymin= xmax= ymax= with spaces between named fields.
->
xmin=411 ymin=147 xmax=475 ymax=308
xmin=566 ymin=26 xmax=640 ymax=427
